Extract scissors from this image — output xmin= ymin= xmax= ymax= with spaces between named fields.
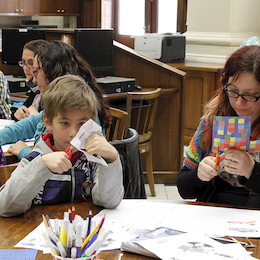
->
xmin=64 ymin=146 xmax=74 ymax=161
xmin=214 ymin=146 xmax=220 ymax=170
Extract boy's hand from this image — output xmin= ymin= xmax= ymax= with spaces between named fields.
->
xmin=42 ymin=152 xmax=72 ymax=173
xmin=85 ymin=134 xmax=118 ymax=163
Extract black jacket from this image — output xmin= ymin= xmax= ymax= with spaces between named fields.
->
xmin=177 ymin=163 xmax=260 ymax=208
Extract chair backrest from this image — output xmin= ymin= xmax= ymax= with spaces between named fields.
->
xmin=110 ymin=128 xmax=146 ymax=199
xmin=125 ymin=88 xmax=161 ymax=143
xmin=106 ymin=107 xmax=128 ymax=141
xmin=0 ymin=165 xmax=17 ymax=186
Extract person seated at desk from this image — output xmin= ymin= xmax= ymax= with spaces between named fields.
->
xmin=2 ymin=41 xmax=110 ymax=161
xmin=0 ymin=71 xmax=11 ymax=119
xmin=177 ymin=45 xmax=260 ymax=208
xmin=12 ymin=39 xmax=48 ymax=121
xmin=0 ymin=75 xmax=123 ymax=217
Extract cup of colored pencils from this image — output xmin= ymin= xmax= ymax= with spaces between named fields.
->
xmin=42 ymin=207 xmax=109 ymax=259
xmin=51 ymin=252 xmax=98 ymax=260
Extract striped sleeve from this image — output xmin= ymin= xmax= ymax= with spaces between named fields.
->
xmin=183 ymin=119 xmax=209 ymax=170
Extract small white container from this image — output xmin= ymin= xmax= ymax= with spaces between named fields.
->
xmin=51 ymin=251 xmax=98 ymax=260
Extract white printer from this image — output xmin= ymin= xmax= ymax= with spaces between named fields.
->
xmin=132 ymin=33 xmax=185 ymax=63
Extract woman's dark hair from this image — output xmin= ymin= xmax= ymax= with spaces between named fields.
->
xmin=200 ymin=45 xmax=260 ymax=149
xmin=23 ymin=39 xmax=48 ymax=53
xmin=34 ymin=40 xmax=111 ymax=128
xmin=221 ymin=45 xmax=260 ymax=86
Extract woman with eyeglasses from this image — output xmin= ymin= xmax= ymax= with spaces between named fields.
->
xmin=2 ymin=41 xmax=110 ymax=161
xmin=177 ymin=45 xmax=260 ymax=207
xmin=13 ymin=39 xmax=47 ymax=121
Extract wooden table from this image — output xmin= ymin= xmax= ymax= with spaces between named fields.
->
xmin=4 ymin=147 xmax=34 ymax=165
xmin=4 ymin=152 xmax=18 ymax=165
xmin=1 ymin=200 xmax=259 ymax=259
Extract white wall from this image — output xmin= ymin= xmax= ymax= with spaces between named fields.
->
xmin=184 ymin=0 xmax=260 ymax=64
xmin=0 ymin=16 xmax=67 ymax=30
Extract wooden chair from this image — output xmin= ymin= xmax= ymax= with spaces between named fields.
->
xmin=106 ymin=107 xmax=128 ymax=141
xmin=125 ymin=88 xmax=161 ymax=196
xmin=0 ymin=164 xmax=17 ymax=186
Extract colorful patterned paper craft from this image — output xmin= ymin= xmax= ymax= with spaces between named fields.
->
xmin=248 ymin=139 xmax=260 ymax=153
xmin=212 ymin=116 xmax=251 ymax=153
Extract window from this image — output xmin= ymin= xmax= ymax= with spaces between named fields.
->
xmin=118 ymin=0 xmax=145 ymax=35
xmin=157 ymin=0 xmax=178 ymax=34
xmin=111 ymin=0 xmax=187 ymax=48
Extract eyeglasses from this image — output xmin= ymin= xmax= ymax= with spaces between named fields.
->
xmin=32 ymin=67 xmax=42 ymax=77
xmin=224 ymin=85 xmax=260 ymax=102
xmin=18 ymin=60 xmax=34 ymax=68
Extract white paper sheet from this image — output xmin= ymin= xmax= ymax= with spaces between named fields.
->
xmin=15 ymin=200 xmax=176 ymax=253
xmin=15 ymin=200 xmax=260 ymax=258
xmin=137 ymin=233 xmax=252 ymax=260
xmin=160 ymin=204 xmax=260 ymax=238
xmin=2 ymin=138 xmax=35 ymax=153
xmin=0 ymin=118 xmax=35 ymax=153
xmin=70 ymin=119 xmax=107 ymax=166
xmin=15 ymin=221 xmax=52 ymax=254
xmin=0 ymin=119 xmax=15 ymax=129
xmin=93 ymin=199 xmax=176 ymax=230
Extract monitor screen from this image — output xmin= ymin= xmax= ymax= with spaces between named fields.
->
xmin=74 ymin=28 xmax=114 ymax=74
xmin=2 ymin=28 xmax=46 ymax=66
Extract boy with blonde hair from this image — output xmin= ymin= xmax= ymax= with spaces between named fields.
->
xmin=0 ymin=75 xmax=124 ymax=217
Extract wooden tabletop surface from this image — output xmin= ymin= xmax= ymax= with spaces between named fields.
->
xmin=0 ymin=200 xmax=259 ymax=259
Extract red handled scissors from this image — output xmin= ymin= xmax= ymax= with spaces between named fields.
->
xmin=64 ymin=146 xmax=74 ymax=161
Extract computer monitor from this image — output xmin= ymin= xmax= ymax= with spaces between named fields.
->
xmin=2 ymin=28 xmax=46 ymax=66
xmin=74 ymin=28 xmax=114 ymax=75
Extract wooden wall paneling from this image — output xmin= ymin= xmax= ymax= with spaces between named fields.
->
xmin=184 ymin=76 xmax=203 ymax=144
xmin=78 ymin=0 xmax=100 ymax=28
xmin=168 ymin=62 xmax=222 ymax=145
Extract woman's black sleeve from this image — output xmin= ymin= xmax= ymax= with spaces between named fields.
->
xmin=177 ymin=166 xmax=210 ymax=199
xmin=243 ymin=161 xmax=260 ymax=192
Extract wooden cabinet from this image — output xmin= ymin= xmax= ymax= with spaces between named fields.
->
xmin=168 ymin=62 xmax=223 ymax=145
xmin=0 ymin=0 xmax=39 ymax=15
xmin=0 ymin=0 xmax=79 ymax=16
xmin=78 ymin=0 xmax=100 ymax=28
xmin=39 ymin=0 xmax=80 ymax=16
